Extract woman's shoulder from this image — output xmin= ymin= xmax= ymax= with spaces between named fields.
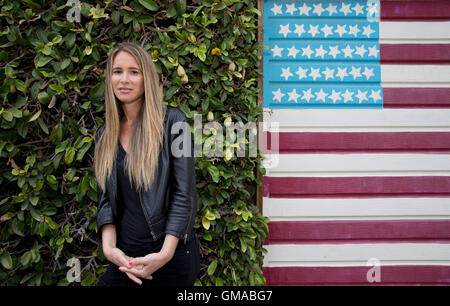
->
xmin=165 ymin=106 xmax=188 ymax=123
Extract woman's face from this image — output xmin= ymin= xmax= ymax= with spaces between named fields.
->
xmin=111 ymin=51 xmax=145 ymax=105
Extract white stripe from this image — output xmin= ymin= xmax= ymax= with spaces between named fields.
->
xmin=263 ymin=197 xmax=450 ymax=221
xmin=380 ymin=22 xmax=450 ymax=43
xmin=262 ymin=109 xmax=450 ymax=132
xmin=263 ymin=153 xmax=450 ymax=176
xmin=382 ymin=65 xmax=450 ymax=85
xmin=263 ymin=243 xmax=450 ymax=267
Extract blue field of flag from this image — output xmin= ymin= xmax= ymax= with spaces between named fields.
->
xmin=263 ymin=0 xmax=383 ymax=108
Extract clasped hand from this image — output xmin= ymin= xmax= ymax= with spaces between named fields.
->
xmin=105 ymin=247 xmax=172 ymax=285
xmin=118 ymin=252 xmax=172 ymax=285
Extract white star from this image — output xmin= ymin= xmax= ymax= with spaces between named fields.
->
xmin=279 ymin=24 xmax=291 ymax=38
xmin=287 ymin=45 xmax=299 ymax=58
xmin=348 ymin=25 xmax=360 ymax=37
xmin=294 ymin=24 xmax=306 ymax=37
xmin=271 ymin=45 xmax=284 ymax=57
xmin=314 ymin=45 xmax=327 ymax=59
xmin=328 ymin=46 xmax=341 ymax=59
xmin=368 ymin=46 xmax=379 ymax=58
xmin=309 ymin=68 xmax=321 ymax=80
xmin=336 ymin=67 xmax=348 ymax=80
xmin=295 ymin=66 xmax=308 ymax=80
xmin=302 ymin=45 xmax=314 ymax=59
xmin=349 ymin=66 xmax=362 ymax=79
xmin=313 ymin=3 xmax=325 ymax=16
xmin=368 ymin=2 xmax=379 ymax=16
xmin=335 ymin=24 xmax=347 ymax=37
xmin=272 ymin=88 xmax=284 ymax=102
xmin=280 ymin=67 xmax=293 ymax=80
xmin=342 ymin=89 xmax=354 ymax=102
xmin=285 ymin=3 xmax=297 ymax=15
xmin=342 ymin=45 xmax=354 ymax=58
xmin=321 ymin=24 xmax=334 ymax=38
xmin=355 ymin=45 xmax=367 ymax=58
xmin=340 ymin=3 xmax=352 ymax=16
xmin=362 ymin=25 xmax=375 ymax=38
xmin=322 ymin=67 xmax=335 ymax=80
xmin=362 ymin=67 xmax=375 ymax=80
xmin=315 ymin=89 xmax=328 ymax=102
xmin=329 ymin=90 xmax=342 ymax=103
xmin=270 ymin=4 xmax=283 ymax=16
xmin=369 ymin=89 xmax=382 ymax=103
xmin=302 ymin=88 xmax=315 ymax=103
xmin=308 ymin=25 xmax=320 ymax=37
xmin=298 ymin=3 xmax=312 ymax=16
xmin=355 ymin=90 xmax=368 ymax=103
xmin=352 ymin=3 xmax=365 ymax=15
xmin=288 ymin=89 xmax=301 ymax=103
xmin=325 ymin=3 xmax=338 ymax=16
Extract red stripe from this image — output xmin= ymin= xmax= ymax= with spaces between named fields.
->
xmin=263 ymin=176 xmax=450 ymax=198
xmin=263 ymin=266 xmax=450 ymax=285
xmin=266 ymin=220 xmax=450 ymax=244
xmin=380 ymin=44 xmax=450 ymax=64
xmin=383 ymin=88 xmax=450 ymax=108
xmin=264 ymin=131 xmax=450 ymax=154
xmin=381 ymin=1 xmax=450 ymax=21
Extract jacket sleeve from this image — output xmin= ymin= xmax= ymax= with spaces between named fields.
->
xmin=164 ymin=109 xmax=198 ymax=241
xmin=94 ymin=125 xmax=115 ymax=238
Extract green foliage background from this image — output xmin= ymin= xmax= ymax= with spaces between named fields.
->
xmin=0 ymin=0 xmax=269 ymax=286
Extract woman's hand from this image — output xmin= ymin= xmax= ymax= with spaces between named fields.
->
xmin=103 ymin=246 xmax=142 ymax=285
xmin=118 ymin=251 xmax=172 ymax=281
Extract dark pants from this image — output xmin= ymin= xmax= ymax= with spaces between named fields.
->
xmin=96 ymin=232 xmax=200 ymax=287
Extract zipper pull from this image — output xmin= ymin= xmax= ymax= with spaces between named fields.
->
xmin=184 ymin=233 xmax=188 ymax=244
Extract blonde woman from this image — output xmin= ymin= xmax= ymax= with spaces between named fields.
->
xmin=94 ymin=42 xmax=199 ymax=286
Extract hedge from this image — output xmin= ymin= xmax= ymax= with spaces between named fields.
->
xmin=0 ymin=0 xmax=269 ymax=286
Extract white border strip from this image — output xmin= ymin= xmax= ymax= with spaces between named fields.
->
xmin=382 ymin=65 xmax=450 ymax=85
xmin=380 ymin=22 xmax=450 ymax=43
xmin=263 ymin=153 xmax=450 ymax=177
xmin=262 ymin=109 xmax=450 ymax=132
xmin=263 ymin=243 xmax=450 ymax=267
xmin=263 ymin=197 xmax=450 ymax=221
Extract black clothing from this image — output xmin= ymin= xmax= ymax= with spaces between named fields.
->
xmin=95 ymin=106 xmax=198 ymax=245
xmin=96 ymin=231 xmax=200 ymax=287
xmin=116 ymin=141 xmax=155 ymax=253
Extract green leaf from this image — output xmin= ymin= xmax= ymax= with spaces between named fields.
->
xmin=1 ymin=252 xmax=13 ymax=270
xmin=207 ymin=260 xmax=217 ymax=276
xmin=65 ymin=147 xmax=75 ymax=165
xmin=46 ymin=174 xmax=57 ymax=185
xmin=81 ymin=175 xmax=89 ymax=193
xmin=202 ymin=216 xmax=210 ymax=230
xmin=207 ymin=166 xmax=220 ymax=183
xmin=37 ymin=117 xmax=49 ymax=134
xmin=138 ymin=0 xmax=159 ymax=11
xmin=28 ymin=109 xmax=41 ymax=122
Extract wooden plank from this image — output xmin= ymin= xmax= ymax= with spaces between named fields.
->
xmin=263 ymin=266 xmax=450 ymax=285
xmin=380 ymin=44 xmax=450 ymax=64
xmin=263 ymin=176 xmax=450 ymax=197
xmin=264 ymin=132 xmax=450 ymax=153
xmin=263 ymin=197 xmax=450 ymax=221
xmin=266 ymin=220 xmax=450 ymax=244
xmin=381 ymin=1 xmax=450 ymax=21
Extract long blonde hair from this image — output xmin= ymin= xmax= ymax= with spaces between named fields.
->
xmin=94 ymin=42 xmax=166 ymax=193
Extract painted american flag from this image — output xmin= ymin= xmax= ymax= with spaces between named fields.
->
xmin=261 ymin=0 xmax=450 ymax=285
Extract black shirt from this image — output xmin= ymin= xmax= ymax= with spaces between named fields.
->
xmin=116 ymin=141 xmax=155 ymax=252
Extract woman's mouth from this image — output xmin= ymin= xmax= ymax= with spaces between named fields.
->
xmin=119 ymin=88 xmax=132 ymax=93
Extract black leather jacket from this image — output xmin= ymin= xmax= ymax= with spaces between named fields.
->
xmin=94 ymin=106 xmax=198 ymax=245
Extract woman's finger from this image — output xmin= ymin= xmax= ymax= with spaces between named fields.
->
xmin=126 ymin=272 xmax=142 ymax=285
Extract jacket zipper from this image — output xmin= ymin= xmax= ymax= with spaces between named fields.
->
xmin=183 ymin=195 xmax=194 ymax=245
xmin=138 ymin=191 xmax=157 ymax=240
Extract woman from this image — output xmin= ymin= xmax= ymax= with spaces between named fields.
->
xmin=94 ymin=42 xmax=200 ymax=286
